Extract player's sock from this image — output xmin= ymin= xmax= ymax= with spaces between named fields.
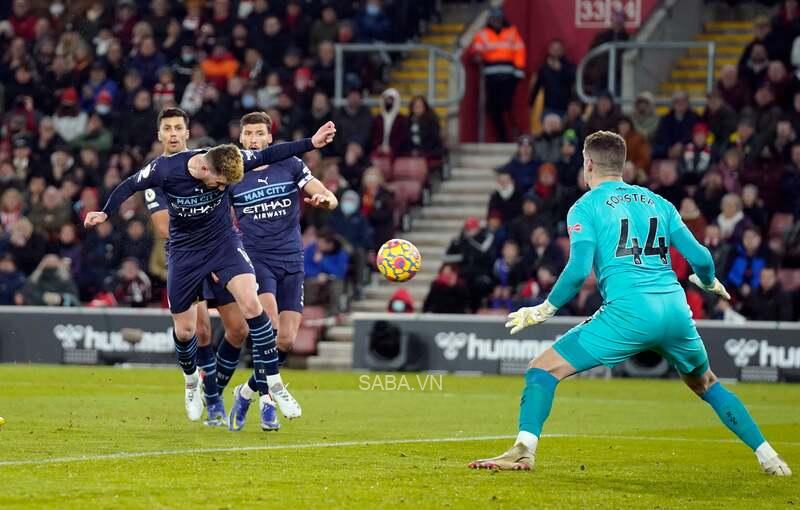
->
xmin=173 ymin=332 xmax=198 ymax=375
xmin=247 ymin=313 xmax=278 ymax=395
xmin=196 ymin=344 xmax=220 ymax=405
xmin=702 ymin=381 xmax=766 ymax=451
xmin=518 ymin=368 xmax=559 ymax=442
xmin=216 ymin=336 xmax=242 ymax=391
xmin=278 ymin=349 xmax=288 ymax=367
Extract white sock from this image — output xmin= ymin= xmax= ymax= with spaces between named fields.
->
xmin=515 ymin=431 xmax=539 ymax=451
xmin=266 ymin=374 xmax=284 ymax=388
xmin=240 ymin=383 xmax=255 ymax=400
xmin=259 ymin=394 xmax=274 ymax=406
xmin=183 ymin=369 xmax=199 ymax=386
xmin=755 ymin=441 xmax=779 ymax=463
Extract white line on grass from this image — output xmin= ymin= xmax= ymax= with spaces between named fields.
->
xmin=1 ymin=433 xmax=798 ymax=467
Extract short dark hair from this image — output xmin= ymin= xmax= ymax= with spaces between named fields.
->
xmin=240 ymin=111 xmax=272 ymax=132
xmin=157 ymin=107 xmax=189 ymax=129
xmin=584 ymin=130 xmax=626 ymax=176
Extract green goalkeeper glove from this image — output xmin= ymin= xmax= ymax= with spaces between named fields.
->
xmin=505 ymin=300 xmax=558 ymax=335
xmin=688 ymin=274 xmax=731 ymax=300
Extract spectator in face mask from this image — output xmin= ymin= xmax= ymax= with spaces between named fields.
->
xmin=328 ymin=189 xmax=374 ymax=292
xmin=388 ymin=287 xmax=415 ymax=313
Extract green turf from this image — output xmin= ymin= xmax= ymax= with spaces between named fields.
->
xmin=0 ymin=365 xmax=797 ymax=509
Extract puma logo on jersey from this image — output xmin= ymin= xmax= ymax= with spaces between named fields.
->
xmin=257 ymin=177 xmax=269 ymax=186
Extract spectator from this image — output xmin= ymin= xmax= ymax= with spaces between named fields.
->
xmin=533 ymin=114 xmax=564 ymax=164
xmin=585 ymin=91 xmax=622 ymax=134
xmin=743 ymin=266 xmax=794 ymax=320
xmin=651 ymin=159 xmax=685 ymax=207
xmin=727 ymin=226 xmax=769 ymax=298
xmin=779 ymin=142 xmax=800 ymax=215
xmin=679 ymin=197 xmax=708 ymax=241
xmin=0 ymin=162 xmax=24 ymax=195
xmin=768 ymin=118 xmax=796 ymax=163
xmin=531 ymin=162 xmax=567 ymax=226
xmin=679 ymin=123 xmax=712 ymax=185
xmin=54 ymin=222 xmax=82 ymax=281
xmin=704 ymin=223 xmax=734 ymax=280
xmin=617 ymin=116 xmax=651 ymax=176
xmin=200 ymin=42 xmax=239 ymax=90
xmin=489 ymin=240 xmax=525 ymax=309
xmin=20 ymin=254 xmax=78 ymax=306
xmin=499 ymin=135 xmax=540 ymax=193
xmin=703 ymin=90 xmax=738 ymax=151
xmin=34 ymin=117 xmax=65 ymax=159
xmin=333 ymin=87 xmax=373 ymax=155
xmin=0 ymin=188 xmax=24 ymax=231
xmin=304 ymin=230 xmax=349 ymax=314
xmin=558 ymin=129 xmax=584 ymax=188
xmin=28 ymin=186 xmax=72 ymax=241
xmin=308 ymin=91 xmax=334 ymax=137
xmin=585 ymin=8 xmax=628 ymax=94
xmin=360 ymin=168 xmax=395 ymax=247
xmin=522 ymin=225 xmax=565 ymax=275
xmin=180 ymin=66 xmax=208 ymax=115
xmin=631 ymin=92 xmax=660 ymax=143
xmin=328 ymin=190 xmax=374 ymax=291
xmin=562 ymin=99 xmax=586 ymax=140
xmin=721 ymin=117 xmax=761 ymax=166
xmin=107 ymin=257 xmax=152 ymax=308
xmin=387 ymin=287 xmax=415 ymax=313
xmin=0 ymin=253 xmax=25 ymax=305
xmin=371 ymin=88 xmax=409 ymax=157
xmin=718 ymin=64 xmax=751 ymax=112
xmin=740 ymin=15 xmax=780 ymax=66
xmin=339 ymin=142 xmax=368 ymax=189
xmin=309 ymin=4 xmax=340 ymax=52
xmin=356 ymin=0 xmax=393 ymax=42
xmin=79 ymin=220 xmax=118 ymax=300
xmin=444 ymin=216 xmax=495 ymax=310
xmin=120 ymin=89 xmax=157 ymax=151
xmin=119 ymin=218 xmax=152 ymax=268
xmin=739 ymin=42 xmax=770 ymax=94
xmin=741 ymin=184 xmax=770 ymax=232
xmin=71 ymin=114 xmax=113 ymax=154
xmin=653 ymin=91 xmax=699 ymax=159
xmin=312 ymin=40 xmax=337 ymax=97
xmin=9 ymin=0 xmax=39 ymax=41
xmin=152 ymin=68 xmax=177 ymax=109
xmin=509 ymin=194 xmax=549 ymax=247
xmin=529 ymin=39 xmax=575 ymax=118
xmin=718 ymin=193 xmax=753 ymax=243
xmin=423 ymin=264 xmax=469 ymax=314
xmin=766 ymin=60 xmax=792 ymax=108
xmin=407 ymin=96 xmax=444 ymax=160
xmin=52 ymin=88 xmax=88 ymax=143
xmin=257 ymin=71 xmax=283 ymax=111
xmin=745 ymin=85 xmax=782 ymax=136
xmin=769 ymin=0 xmax=800 ymax=63
xmin=129 ymin=36 xmax=166 ymax=89
xmin=488 ymin=171 xmax=523 ymax=223
xmin=258 ymin=16 xmax=290 ymax=69
xmin=714 ymin=147 xmax=744 ymax=194
xmin=467 ymin=7 xmax=525 ymax=142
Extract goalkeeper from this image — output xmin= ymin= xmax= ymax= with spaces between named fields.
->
xmin=469 ymin=131 xmax=791 ymax=476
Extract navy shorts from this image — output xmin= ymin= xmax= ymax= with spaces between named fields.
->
xmin=204 ymin=255 xmax=304 ymax=313
xmin=167 ymin=236 xmax=255 ymax=313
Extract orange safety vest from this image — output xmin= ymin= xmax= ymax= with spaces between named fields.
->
xmin=469 ymin=25 xmax=526 ymax=77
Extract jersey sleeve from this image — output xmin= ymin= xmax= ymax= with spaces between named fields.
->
xmin=102 ymin=158 xmax=164 ymax=215
xmin=547 ymin=202 xmax=596 ymax=309
xmin=144 ymin=187 xmax=168 ymax=214
xmin=241 ymin=139 xmax=315 ymax=171
xmin=291 ymin=157 xmax=315 ymax=189
xmin=665 ymin=201 xmax=716 ymax=285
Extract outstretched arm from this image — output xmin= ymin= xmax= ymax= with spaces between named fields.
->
xmin=668 ymin=204 xmax=730 ymax=299
xmin=243 ymin=121 xmax=337 ymax=171
xmin=547 ymin=241 xmax=594 ymax=308
xmin=86 ymin=160 xmax=161 ymax=227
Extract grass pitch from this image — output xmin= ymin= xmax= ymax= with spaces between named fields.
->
xmin=0 ymin=365 xmax=797 ymax=509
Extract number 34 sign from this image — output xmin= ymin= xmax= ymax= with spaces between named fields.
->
xmin=575 ymin=0 xmax=642 ymax=28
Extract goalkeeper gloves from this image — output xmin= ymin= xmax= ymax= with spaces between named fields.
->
xmin=505 ymin=300 xmax=558 ymax=335
xmin=688 ymin=274 xmax=731 ymax=300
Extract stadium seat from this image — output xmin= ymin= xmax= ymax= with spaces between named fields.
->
xmin=387 ymin=180 xmax=423 ymax=205
xmin=371 ymin=155 xmax=393 ymax=182
xmin=769 ymin=213 xmax=794 ymax=238
xmin=292 ymin=327 xmax=320 ymax=355
xmin=302 ymin=305 xmax=326 ymax=322
xmin=392 ymin=157 xmax=428 ymax=183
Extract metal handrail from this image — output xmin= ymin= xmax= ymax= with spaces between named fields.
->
xmin=576 ymin=41 xmax=717 ymax=105
xmin=333 ymin=43 xmax=465 ymax=109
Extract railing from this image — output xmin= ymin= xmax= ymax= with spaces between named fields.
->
xmin=333 ymin=43 xmax=465 ymax=109
xmin=576 ymin=41 xmax=717 ymax=107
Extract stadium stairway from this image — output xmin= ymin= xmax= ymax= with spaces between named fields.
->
xmin=656 ymin=20 xmax=753 ymax=112
xmin=306 ymin=143 xmax=514 ymax=370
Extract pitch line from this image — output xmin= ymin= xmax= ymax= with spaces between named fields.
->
xmin=1 ymin=433 xmax=798 ymax=467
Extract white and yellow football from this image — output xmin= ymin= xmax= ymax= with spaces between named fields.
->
xmin=376 ymin=239 xmax=422 ymax=283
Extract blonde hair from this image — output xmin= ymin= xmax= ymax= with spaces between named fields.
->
xmin=206 ymin=144 xmax=244 ymax=184
xmin=584 ymin=130 xmax=627 ymax=177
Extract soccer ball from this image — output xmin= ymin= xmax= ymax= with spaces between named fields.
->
xmin=376 ymin=239 xmax=422 ymax=282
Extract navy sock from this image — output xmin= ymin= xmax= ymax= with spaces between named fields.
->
xmin=247 ymin=313 xmax=278 ymax=395
xmin=216 ymin=336 xmax=242 ymax=391
xmin=278 ymin=349 xmax=288 ymax=367
xmin=247 ymin=374 xmax=258 ymax=393
xmin=196 ymin=344 xmax=220 ymax=405
xmin=173 ymin=332 xmax=198 ymax=375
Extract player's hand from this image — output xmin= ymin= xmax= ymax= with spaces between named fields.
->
xmin=505 ymin=301 xmax=558 ymax=335
xmin=312 ymin=121 xmax=336 ymax=148
xmin=83 ymin=211 xmax=108 ymax=228
xmin=688 ymin=274 xmax=731 ymax=300
xmin=304 ymin=193 xmax=331 ymax=208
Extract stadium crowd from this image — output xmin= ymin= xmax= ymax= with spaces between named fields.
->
xmin=0 ymin=0 xmax=444 ymax=310
xmin=430 ymin=1 xmax=800 ymax=321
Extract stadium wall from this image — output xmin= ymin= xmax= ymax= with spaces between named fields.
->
xmin=352 ymin=313 xmax=800 ymax=382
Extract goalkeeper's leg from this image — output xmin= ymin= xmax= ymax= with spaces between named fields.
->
xmin=683 ymin=369 xmax=792 ymax=476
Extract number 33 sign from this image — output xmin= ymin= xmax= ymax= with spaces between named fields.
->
xmin=575 ymin=0 xmax=642 ymax=28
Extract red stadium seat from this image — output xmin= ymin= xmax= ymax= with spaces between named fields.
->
xmin=302 ymin=305 xmax=326 ymax=323
xmin=392 ymin=157 xmax=428 ymax=183
xmin=371 ymin=155 xmax=393 ymax=181
xmin=387 ymin=180 xmax=423 ymax=205
xmin=292 ymin=327 xmax=320 ymax=355
xmin=769 ymin=213 xmax=794 ymax=238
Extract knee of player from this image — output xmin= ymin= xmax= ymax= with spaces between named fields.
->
xmin=229 ymin=324 xmax=249 ymax=347
xmin=173 ymin=324 xmax=195 ymax=341
xmin=687 ymin=372 xmax=718 ymax=397
xmin=277 ymin=332 xmax=294 ymax=351
xmin=238 ymin=298 xmax=263 ymax=319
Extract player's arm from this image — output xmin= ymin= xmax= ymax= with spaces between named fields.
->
xmin=85 ymin=160 xmax=162 ymax=228
xmin=243 ymin=121 xmax=336 ymax=171
xmin=668 ymin=206 xmax=730 ymax=299
xmin=506 ymin=204 xmax=595 ymax=334
xmin=302 ymin=178 xmax=338 ymax=211
xmin=144 ymin=188 xmax=169 ymax=239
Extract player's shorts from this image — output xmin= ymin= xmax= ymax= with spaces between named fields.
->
xmin=167 ymin=236 xmax=255 ymax=314
xmin=553 ymin=290 xmax=709 ymax=376
xmin=204 ymin=255 xmax=304 ymax=313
